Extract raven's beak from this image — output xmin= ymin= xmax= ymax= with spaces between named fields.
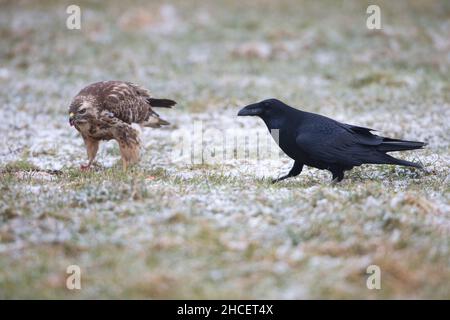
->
xmin=69 ymin=113 xmax=75 ymax=126
xmin=237 ymin=103 xmax=262 ymax=116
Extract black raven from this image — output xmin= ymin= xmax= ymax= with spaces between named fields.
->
xmin=237 ymin=99 xmax=425 ymax=183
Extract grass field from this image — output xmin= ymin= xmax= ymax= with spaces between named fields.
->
xmin=0 ymin=0 xmax=449 ymax=299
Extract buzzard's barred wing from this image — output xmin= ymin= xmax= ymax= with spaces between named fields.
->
xmin=125 ymin=82 xmax=152 ymax=98
xmin=125 ymin=82 xmax=176 ymax=108
xmin=99 ymin=82 xmax=153 ymax=124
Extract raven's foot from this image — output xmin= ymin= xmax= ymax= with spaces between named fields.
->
xmin=330 ymin=175 xmax=345 ymax=185
xmin=272 ymin=176 xmax=289 ymax=184
xmin=331 ymin=171 xmax=344 ymax=184
xmin=330 ymin=178 xmax=341 ymax=185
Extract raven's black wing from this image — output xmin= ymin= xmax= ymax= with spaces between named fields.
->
xmin=339 ymin=122 xmax=425 ymax=152
xmin=295 ymin=119 xmax=425 ymax=167
xmin=338 ymin=123 xmax=384 ymax=146
xmin=296 ymin=131 xmax=364 ymax=167
xmin=295 ymin=121 xmax=385 ymax=167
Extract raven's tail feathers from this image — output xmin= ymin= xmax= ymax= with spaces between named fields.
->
xmin=382 ymin=153 xmax=424 ymax=169
xmin=377 ymin=138 xmax=426 ymax=153
xmin=147 ymin=98 xmax=177 ymax=108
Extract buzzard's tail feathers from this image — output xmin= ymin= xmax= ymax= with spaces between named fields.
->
xmin=142 ymin=116 xmax=170 ymax=128
xmin=147 ymin=98 xmax=176 ymax=108
xmin=158 ymin=118 xmax=170 ymax=126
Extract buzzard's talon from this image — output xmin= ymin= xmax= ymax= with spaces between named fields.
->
xmin=80 ymin=164 xmax=91 ymax=171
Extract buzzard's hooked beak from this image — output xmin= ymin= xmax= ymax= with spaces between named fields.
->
xmin=69 ymin=113 xmax=75 ymax=126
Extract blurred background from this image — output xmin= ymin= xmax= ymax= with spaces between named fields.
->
xmin=0 ymin=0 xmax=449 ymax=299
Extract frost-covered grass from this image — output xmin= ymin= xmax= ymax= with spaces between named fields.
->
xmin=0 ymin=0 xmax=449 ymax=299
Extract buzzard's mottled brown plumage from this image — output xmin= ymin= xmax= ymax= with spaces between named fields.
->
xmin=69 ymin=81 xmax=176 ymax=170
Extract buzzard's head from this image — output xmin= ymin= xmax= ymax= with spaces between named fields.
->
xmin=69 ymin=99 xmax=95 ymax=127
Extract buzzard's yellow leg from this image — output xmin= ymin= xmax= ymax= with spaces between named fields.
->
xmin=81 ymin=136 xmax=99 ymax=170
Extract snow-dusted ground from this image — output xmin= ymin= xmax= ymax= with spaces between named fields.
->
xmin=0 ymin=0 xmax=449 ymax=298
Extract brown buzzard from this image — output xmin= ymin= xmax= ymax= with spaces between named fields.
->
xmin=69 ymin=81 xmax=176 ymax=170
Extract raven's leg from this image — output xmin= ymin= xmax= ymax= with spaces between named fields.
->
xmin=272 ymin=161 xmax=303 ymax=183
xmin=330 ymin=169 xmax=344 ymax=184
